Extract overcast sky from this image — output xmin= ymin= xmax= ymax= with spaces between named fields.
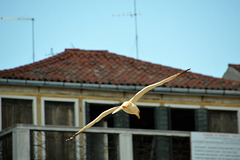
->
xmin=1 ymin=0 xmax=240 ymax=78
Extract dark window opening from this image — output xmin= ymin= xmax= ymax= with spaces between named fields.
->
xmin=170 ymin=108 xmax=195 ymax=131
xmin=130 ymin=107 xmax=155 ymax=160
xmin=86 ymin=133 xmax=119 ymax=160
xmin=130 ymin=106 xmax=155 ymax=129
xmin=133 ymin=136 xmax=190 ymax=160
xmin=133 ymin=135 xmax=155 ymax=160
xmin=171 ymin=137 xmax=190 ymax=160
xmin=86 ymin=103 xmax=119 ymax=160
xmin=87 ymin=103 xmax=116 ymax=127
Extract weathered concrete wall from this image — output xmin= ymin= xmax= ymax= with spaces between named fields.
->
xmin=223 ymin=66 xmax=240 ymax=81
xmin=1 ymin=84 xmax=240 ymax=107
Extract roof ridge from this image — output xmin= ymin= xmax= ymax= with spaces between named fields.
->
xmin=229 ymin=64 xmax=240 ymax=72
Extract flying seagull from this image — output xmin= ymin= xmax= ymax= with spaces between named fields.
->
xmin=66 ymin=68 xmax=190 ymax=141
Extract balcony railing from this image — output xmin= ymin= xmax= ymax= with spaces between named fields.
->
xmin=0 ymin=124 xmax=190 ymax=160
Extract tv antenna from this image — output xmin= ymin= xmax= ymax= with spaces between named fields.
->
xmin=1 ymin=17 xmax=35 ymax=62
xmin=133 ymin=0 xmax=139 ymax=59
xmin=113 ymin=0 xmax=140 ymax=59
xmin=45 ymin=48 xmax=55 ymax=57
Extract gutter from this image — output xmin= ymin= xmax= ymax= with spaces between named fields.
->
xmin=0 ymin=78 xmax=240 ymax=97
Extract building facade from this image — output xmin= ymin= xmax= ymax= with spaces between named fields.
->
xmin=223 ymin=64 xmax=240 ymax=81
xmin=0 ymin=49 xmax=240 ymax=160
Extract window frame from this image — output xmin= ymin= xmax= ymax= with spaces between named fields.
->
xmin=82 ymin=99 xmax=120 ymax=160
xmin=164 ymin=103 xmax=201 ymax=131
xmin=0 ymin=95 xmax=37 ymax=131
xmin=205 ymin=106 xmax=240 ymax=133
xmin=82 ymin=100 xmax=161 ymax=160
xmin=164 ymin=103 xmax=200 ymax=109
xmin=40 ymin=97 xmax=80 ymax=160
xmin=41 ymin=97 xmax=79 ymax=127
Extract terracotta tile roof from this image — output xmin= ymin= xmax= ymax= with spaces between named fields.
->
xmin=229 ymin=64 xmax=240 ymax=72
xmin=0 ymin=49 xmax=240 ymax=90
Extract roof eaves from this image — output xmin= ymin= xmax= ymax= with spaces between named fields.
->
xmin=0 ymin=79 xmax=240 ymax=97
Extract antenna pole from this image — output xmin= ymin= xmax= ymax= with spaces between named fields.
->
xmin=112 ymin=1 xmax=140 ymax=59
xmin=32 ymin=18 xmax=35 ymax=62
xmin=133 ymin=0 xmax=139 ymax=59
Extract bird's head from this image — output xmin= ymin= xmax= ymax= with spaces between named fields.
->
xmin=122 ymin=101 xmax=140 ymax=119
xmin=112 ymin=101 xmax=140 ymax=119
xmin=135 ymin=108 xmax=140 ymax=119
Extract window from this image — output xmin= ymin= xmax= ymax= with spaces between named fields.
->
xmin=130 ymin=105 xmax=157 ymax=160
xmin=130 ymin=106 xmax=155 ymax=129
xmin=86 ymin=103 xmax=115 ymax=128
xmin=45 ymin=101 xmax=75 ymax=126
xmin=163 ymin=104 xmax=201 ymax=131
xmin=41 ymin=98 xmax=79 ymax=160
xmin=2 ymin=98 xmax=33 ymax=129
xmin=208 ymin=110 xmax=238 ymax=133
xmin=170 ymin=108 xmax=195 ymax=131
xmin=41 ymin=97 xmax=79 ymax=126
xmin=161 ymin=104 xmax=200 ymax=160
xmin=0 ymin=95 xmax=36 ymax=160
xmin=0 ymin=96 xmax=36 ymax=130
xmin=84 ymin=101 xmax=119 ymax=160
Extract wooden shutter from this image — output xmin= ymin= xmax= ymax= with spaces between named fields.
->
xmin=208 ymin=110 xmax=238 ymax=133
xmin=1 ymin=133 xmax=12 ymax=160
xmin=114 ymin=109 xmax=129 ymax=128
xmin=44 ymin=101 xmax=75 ymax=160
xmin=154 ymin=107 xmax=170 ymax=160
xmin=44 ymin=101 xmax=74 ymax=126
xmin=195 ymin=108 xmax=208 ymax=131
xmin=45 ymin=131 xmax=76 ymax=160
xmin=2 ymin=98 xmax=33 ymax=129
xmin=154 ymin=107 xmax=169 ymax=130
xmin=1 ymin=98 xmax=32 ymax=160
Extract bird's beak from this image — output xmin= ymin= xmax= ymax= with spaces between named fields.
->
xmin=137 ymin=114 xmax=140 ymax=119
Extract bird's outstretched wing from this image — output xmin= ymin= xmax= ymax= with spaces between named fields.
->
xmin=130 ymin=68 xmax=190 ymax=104
xmin=112 ymin=105 xmax=127 ymax=114
xmin=66 ymin=106 xmax=119 ymax=141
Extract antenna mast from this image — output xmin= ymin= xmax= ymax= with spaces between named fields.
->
xmin=1 ymin=17 xmax=35 ymax=62
xmin=133 ymin=0 xmax=139 ymax=59
xmin=112 ymin=0 xmax=140 ymax=59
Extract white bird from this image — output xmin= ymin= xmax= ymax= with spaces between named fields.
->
xmin=66 ymin=68 xmax=190 ymax=141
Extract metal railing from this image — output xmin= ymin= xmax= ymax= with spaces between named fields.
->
xmin=0 ymin=124 xmax=191 ymax=160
